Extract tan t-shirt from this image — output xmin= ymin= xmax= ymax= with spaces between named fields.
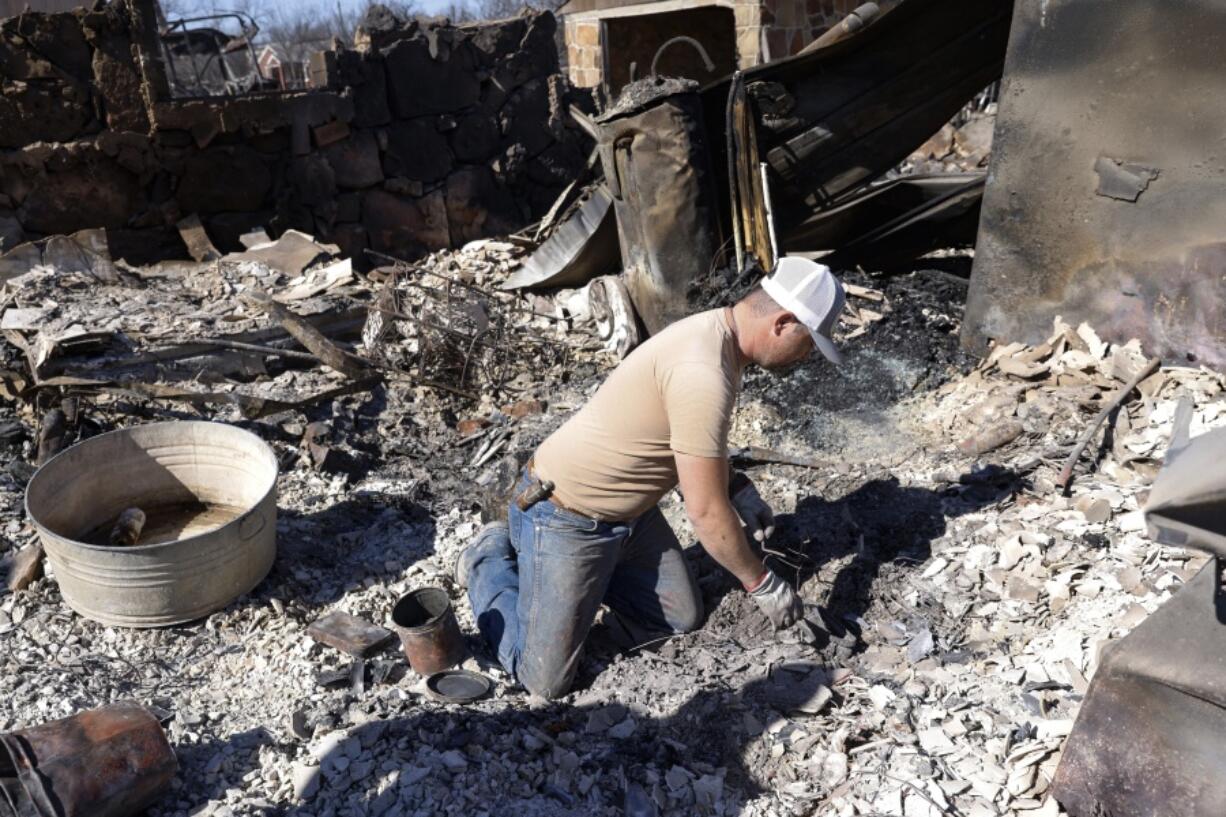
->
xmin=535 ymin=308 xmax=743 ymax=521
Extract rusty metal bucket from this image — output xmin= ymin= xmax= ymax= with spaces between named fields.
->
xmin=0 ymin=702 xmax=176 ymax=817
xmin=25 ymin=421 xmax=278 ymax=627
xmin=391 ymin=587 xmax=466 ymax=676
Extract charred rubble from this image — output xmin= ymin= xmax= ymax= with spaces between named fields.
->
xmin=3 ymin=1 xmax=1226 ymax=817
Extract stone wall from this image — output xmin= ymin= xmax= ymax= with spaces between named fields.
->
xmin=0 ymin=1 xmax=592 ymax=264
xmin=564 ymin=18 xmax=603 ymax=89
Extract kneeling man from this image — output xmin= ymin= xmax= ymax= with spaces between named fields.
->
xmin=457 ymin=258 xmax=845 ymax=699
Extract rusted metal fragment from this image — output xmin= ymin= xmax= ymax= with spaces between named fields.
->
xmin=1093 ymin=156 xmax=1158 ymax=202
xmin=0 ymin=703 xmax=176 ymax=817
xmin=308 ymin=611 xmax=395 ymax=657
xmin=964 ymin=0 xmax=1226 ymax=368
xmin=1052 ymin=561 xmax=1226 ymax=817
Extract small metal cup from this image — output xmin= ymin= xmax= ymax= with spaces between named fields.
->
xmin=391 ymin=587 xmax=466 ymax=676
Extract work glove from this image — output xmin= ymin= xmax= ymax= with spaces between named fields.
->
xmin=747 ymin=569 xmax=804 ymax=630
xmin=730 ymin=474 xmax=775 ymax=543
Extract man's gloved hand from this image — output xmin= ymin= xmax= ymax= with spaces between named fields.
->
xmin=747 ymin=569 xmax=804 ymax=629
xmin=730 ymin=474 xmax=775 ymax=543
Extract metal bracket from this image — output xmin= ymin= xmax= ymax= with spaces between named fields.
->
xmin=650 ymin=36 xmax=715 ymax=79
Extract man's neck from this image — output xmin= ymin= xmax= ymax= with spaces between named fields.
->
xmin=727 ymin=303 xmax=753 ymax=368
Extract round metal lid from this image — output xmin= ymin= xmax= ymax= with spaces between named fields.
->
xmin=425 ymin=669 xmax=491 ymax=704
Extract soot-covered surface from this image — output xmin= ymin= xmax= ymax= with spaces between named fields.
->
xmin=744 ymin=267 xmax=973 ymax=417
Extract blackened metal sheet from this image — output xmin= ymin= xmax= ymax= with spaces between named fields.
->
xmin=500 ymin=186 xmax=619 ymax=291
xmin=1051 ymin=560 xmax=1226 ymax=817
xmin=597 ymin=91 xmax=721 ymax=334
xmin=783 ymin=173 xmax=983 ymax=265
xmin=964 ymin=0 xmax=1226 ymax=369
xmin=698 ymin=0 xmax=1011 ymax=235
xmin=1054 ymin=424 xmax=1226 ymax=817
xmin=1146 ymin=426 xmax=1226 ymax=559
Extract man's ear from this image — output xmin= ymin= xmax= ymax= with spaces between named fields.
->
xmin=773 ymin=312 xmax=799 ymax=337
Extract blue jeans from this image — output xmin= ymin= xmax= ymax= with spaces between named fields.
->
xmin=464 ymin=468 xmax=703 ymax=699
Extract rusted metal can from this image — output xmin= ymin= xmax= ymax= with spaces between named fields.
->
xmin=391 ymin=587 xmax=466 ymax=676
xmin=0 ymin=702 xmax=176 ymax=817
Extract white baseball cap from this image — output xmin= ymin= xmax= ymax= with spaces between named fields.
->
xmin=760 ymin=257 xmax=845 ymax=364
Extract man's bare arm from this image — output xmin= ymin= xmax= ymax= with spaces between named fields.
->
xmin=675 ymin=451 xmax=765 ymax=588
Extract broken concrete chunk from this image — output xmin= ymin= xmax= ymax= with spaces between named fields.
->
xmin=239 ymin=229 xmax=272 ymax=249
xmin=997 ymin=356 xmax=1050 ymax=379
xmin=906 ymin=627 xmax=935 ymax=663
xmin=607 ymin=716 xmax=637 ymax=740
xmin=1074 ymin=495 xmax=1112 ymax=524
xmin=307 ymin=611 xmax=395 ymax=657
xmin=44 ymin=230 xmax=118 ymax=282
xmin=918 ymin=726 xmax=956 ymax=755
xmin=0 ymin=243 xmax=43 ymax=282
xmin=623 ymin=781 xmax=657 ymax=817
xmin=274 ymin=258 xmax=354 ymax=303
xmin=760 ymin=661 xmax=833 ymax=713
xmin=292 ymin=764 xmax=321 ymax=800
xmin=958 ymin=421 xmax=1024 ymax=457
xmin=1 ymin=307 xmax=54 ymax=331
xmin=505 ymin=399 xmax=545 ymax=419
xmin=227 ymin=230 xmax=339 ymax=275
xmin=176 ymin=214 xmax=221 ymax=263
xmin=692 ymin=774 xmax=723 ymax=809
xmin=1005 ymin=576 xmax=1042 ymax=603
xmin=664 ymin=765 xmax=692 ymax=792
xmin=2 ymin=544 xmax=44 ymax=592
xmin=312 ymin=120 xmax=351 ymax=148
xmin=582 ymin=704 xmax=627 ymax=735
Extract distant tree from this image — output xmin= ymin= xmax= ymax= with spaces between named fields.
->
xmin=156 ymin=0 xmax=422 ymax=48
xmin=465 ymin=0 xmax=564 ymax=21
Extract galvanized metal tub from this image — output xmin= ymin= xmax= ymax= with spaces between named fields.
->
xmin=24 ymin=421 xmax=278 ymax=627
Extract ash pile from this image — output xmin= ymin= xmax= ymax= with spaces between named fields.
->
xmin=2 ymin=211 xmax=1222 ymax=817
xmin=3 ymin=1 xmax=1226 ymax=817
